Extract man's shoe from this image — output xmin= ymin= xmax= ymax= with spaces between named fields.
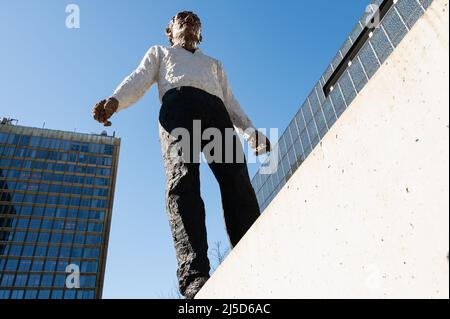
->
xmin=184 ymin=276 xmax=209 ymax=299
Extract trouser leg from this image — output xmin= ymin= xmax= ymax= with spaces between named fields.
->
xmin=206 ymin=137 xmax=261 ymax=248
xmin=158 ymin=97 xmax=210 ymax=296
xmin=201 ymin=94 xmax=261 ymax=248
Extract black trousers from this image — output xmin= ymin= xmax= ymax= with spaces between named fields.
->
xmin=158 ymin=86 xmax=260 ymax=296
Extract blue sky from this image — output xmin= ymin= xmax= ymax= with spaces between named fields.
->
xmin=0 ymin=0 xmax=369 ymax=298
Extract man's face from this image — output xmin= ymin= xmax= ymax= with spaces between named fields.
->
xmin=171 ymin=13 xmax=201 ymax=47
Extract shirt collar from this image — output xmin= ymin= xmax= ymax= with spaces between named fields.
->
xmin=172 ymin=43 xmax=202 ymax=55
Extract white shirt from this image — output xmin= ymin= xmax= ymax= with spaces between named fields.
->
xmin=111 ymin=44 xmax=257 ymax=146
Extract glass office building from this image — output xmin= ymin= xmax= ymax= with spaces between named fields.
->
xmin=251 ymin=0 xmax=433 ymax=211
xmin=0 ymin=119 xmax=120 ymax=299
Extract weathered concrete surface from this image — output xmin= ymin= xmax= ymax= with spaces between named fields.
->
xmin=197 ymin=0 xmax=449 ymax=299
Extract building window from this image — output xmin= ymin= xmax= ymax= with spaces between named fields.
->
xmin=80 ymin=275 xmax=96 ymax=288
xmin=41 ymin=274 xmax=54 ymax=287
xmin=47 ymin=246 xmax=59 ymax=257
xmin=18 ymin=259 xmax=31 ymax=271
xmin=51 ymin=290 xmax=63 ymax=299
xmin=27 ymin=274 xmax=41 ymax=287
xmin=1 ymin=274 xmax=15 ymax=286
xmin=14 ymin=275 xmax=27 ymax=287
xmin=64 ymin=289 xmax=76 ymax=299
xmin=34 ymin=245 xmax=48 ymax=257
xmin=31 ymin=260 xmax=44 ymax=272
xmin=10 ymin=289 xmax=24 ymax=299
xmin=44 ymin=260 xmax=57 ymax=272
xmin=83 ymin=248 xmax=99 ymax=259
xmin=53 ymin=274 xmax=66 ymax=287
xmin=5 ymin=259 xmax=18 ymax=271
xmin=38 ymin=290 xmax=51 ymax=299
xmin=0 ymin=132 xmax=9 ymax=143
xmin=24 ymin=290 xmax=38 ymax=299
xmin=74 ymin=234 xmax=85 ymax=245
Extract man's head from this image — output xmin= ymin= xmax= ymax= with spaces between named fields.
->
xmin=166 ymin=11 xmax=202 ymax=49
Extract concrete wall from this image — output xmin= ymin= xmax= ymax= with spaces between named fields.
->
xmin=197 ymin=0 xmax=449 ymax=299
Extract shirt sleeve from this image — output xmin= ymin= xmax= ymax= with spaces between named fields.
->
xmin=111 ymin=45 xmax=160 ymax=112
xmin=216 ymin=61 xmax=258 ymax=147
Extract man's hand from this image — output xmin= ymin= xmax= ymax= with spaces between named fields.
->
xmin=250 ymin=130 xmax=272 ymax=156
xmin=92 ymin=97 xmax=119 ymax=127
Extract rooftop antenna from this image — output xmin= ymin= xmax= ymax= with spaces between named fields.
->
xmin=0 ymin=118 xmax=18 ymax=125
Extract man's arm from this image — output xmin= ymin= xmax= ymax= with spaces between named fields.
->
xmin=111 ymin=45 xmax=159 ymax=111
xmin=216 ymin=61 xmax=271 ymax=155
xmin=92 ymin=45 xmax=159 ymax=126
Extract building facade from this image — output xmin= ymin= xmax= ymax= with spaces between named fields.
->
xmin=251 ymin=0 xmax=433 ymax=211
xmin=0 ymin=119 xmax=120 ymax=299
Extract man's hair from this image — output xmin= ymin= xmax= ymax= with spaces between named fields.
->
xmin=165 ymin=11 xmax=203 ymax=45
